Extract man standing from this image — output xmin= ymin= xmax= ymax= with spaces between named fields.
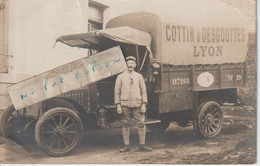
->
xmin=114 ymin=56 xmax=152 ymax=152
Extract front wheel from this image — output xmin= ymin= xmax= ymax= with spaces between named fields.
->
xmin=193 ymin=101 xmax=223 ymax=138
xmin=35 ymin=107 xmax=83 ymax=157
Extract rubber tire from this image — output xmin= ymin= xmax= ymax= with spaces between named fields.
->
xmin=0 ymin=105 xmax=15 ymax=138
xmin=193 ymin=101 xmax=223 ymax=139
xmin=0 ymin=105 xmax=35 ymax=144
xmin=35 ymin=107 xmax=83 ymax=157
xmin=193 ymin=101 xmax=207 ymax=137
xmin=146 ymin=121 xmax=170 ymax=133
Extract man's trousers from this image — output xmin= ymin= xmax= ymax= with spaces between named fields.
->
xmin=121 ymin=106 xmax=146 ymax=145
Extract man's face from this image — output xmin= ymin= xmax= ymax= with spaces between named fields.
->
xmin=126 ymin=60 xmax=136 ymax=71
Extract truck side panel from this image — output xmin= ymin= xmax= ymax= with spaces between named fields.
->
xmin=159 ymin=69 xmax=193 ymax=113
xmin=159 ymin=63 xmax=245 ymax=113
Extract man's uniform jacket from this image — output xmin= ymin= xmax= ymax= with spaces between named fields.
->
xmin=114 ymin=71 xmax=147 ymax=108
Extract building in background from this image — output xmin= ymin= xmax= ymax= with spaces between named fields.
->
xmin=0 ymin=0 xmax=91 ymax=110
xmin=0 ymin=0 xmax=256 ymax=111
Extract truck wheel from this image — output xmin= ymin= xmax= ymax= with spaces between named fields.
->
xmin=0 ymin=105 xmax=36 ymax=144
xmin=193 ymin=101 xmax=223 ymax=138
xmin=146 ymin=121 xmax=170 ymax=133
xmin=35 ymin=107 xmax=83 ymax=157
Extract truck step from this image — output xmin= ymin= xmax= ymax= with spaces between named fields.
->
xmin=145 ymin=119 xmax=161 ymax=124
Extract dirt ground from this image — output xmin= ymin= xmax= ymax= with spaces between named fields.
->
xmin=0 ymin=105 xmax=257 ymax=164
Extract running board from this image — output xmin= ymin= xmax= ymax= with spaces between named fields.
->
xmin=145 ymin=119 xmax=161 ymax=124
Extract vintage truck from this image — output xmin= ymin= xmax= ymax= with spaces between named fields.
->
xmin=0 ymin=1 xmax=248 ymax=157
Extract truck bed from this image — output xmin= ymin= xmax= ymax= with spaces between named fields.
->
xmin=157 ymin=63 xmax=245 ymax=113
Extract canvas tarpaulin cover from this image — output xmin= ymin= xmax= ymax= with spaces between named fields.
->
xmin=106 ymin=0 xmax=248 ymax=65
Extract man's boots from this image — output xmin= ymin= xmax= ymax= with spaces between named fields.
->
xmin=119 ymin=145 xmax=130 ymax=153
xmin=120 ymin=127 xmax=130 ymax=152
xmin=139 ymin=144 xmax=152 ymax=152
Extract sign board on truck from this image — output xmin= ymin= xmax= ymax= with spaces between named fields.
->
xmin=8 ymin=46 xmax=127 ymax=110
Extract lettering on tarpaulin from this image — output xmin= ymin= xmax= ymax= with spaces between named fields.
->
xmin=166 ymin=25 xmax=246 ymax=43
xmin=165 ymin=25 xmax=246 ymax=58
xmin=166 ymin=25 xmax=195 ymax=42
xmin=19 ymin=57 xmax=122 ymax=100
xmin=193 ymin=46 xmax=223 ymax=57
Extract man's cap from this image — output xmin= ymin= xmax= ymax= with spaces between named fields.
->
xmin=125 ymin=56 xmax=136 ymax=62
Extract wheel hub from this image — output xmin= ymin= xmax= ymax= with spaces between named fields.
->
xmin=205 ymin=114 xmax=214 ymax=125
xmin=54 ymin=126 xmax=65 ymax=136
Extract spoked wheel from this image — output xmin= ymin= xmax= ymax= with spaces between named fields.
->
xmin=193 ymin=101 xmax=223 ymax=138
xmin=0 ymin=105 xmax=36 ymax=144
xmin=35 ymin=107 xmax=83 ymax=157
xmin=146 ymin=121 xmax=170 ymax=133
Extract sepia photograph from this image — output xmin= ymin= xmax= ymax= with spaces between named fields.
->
xmin=0 ymin=0 xmax=257 ymax=164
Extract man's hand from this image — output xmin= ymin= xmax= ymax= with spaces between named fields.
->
xmin=141 ymin=103 xmax=146 ymax=114
xmin=117 ymin=104 xmax=122 ymax=114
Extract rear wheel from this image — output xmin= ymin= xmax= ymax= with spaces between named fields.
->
xmin=146 ymin=121 xmax=170 ymax=133
xmin=35 ymin=107 xmax=83 ymax=156
xmin=193 ymin=101 xmax=223 ymax=138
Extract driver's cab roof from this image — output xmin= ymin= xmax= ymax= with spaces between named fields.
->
xmin=56 ymin=26 xmax=152 ymax=51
